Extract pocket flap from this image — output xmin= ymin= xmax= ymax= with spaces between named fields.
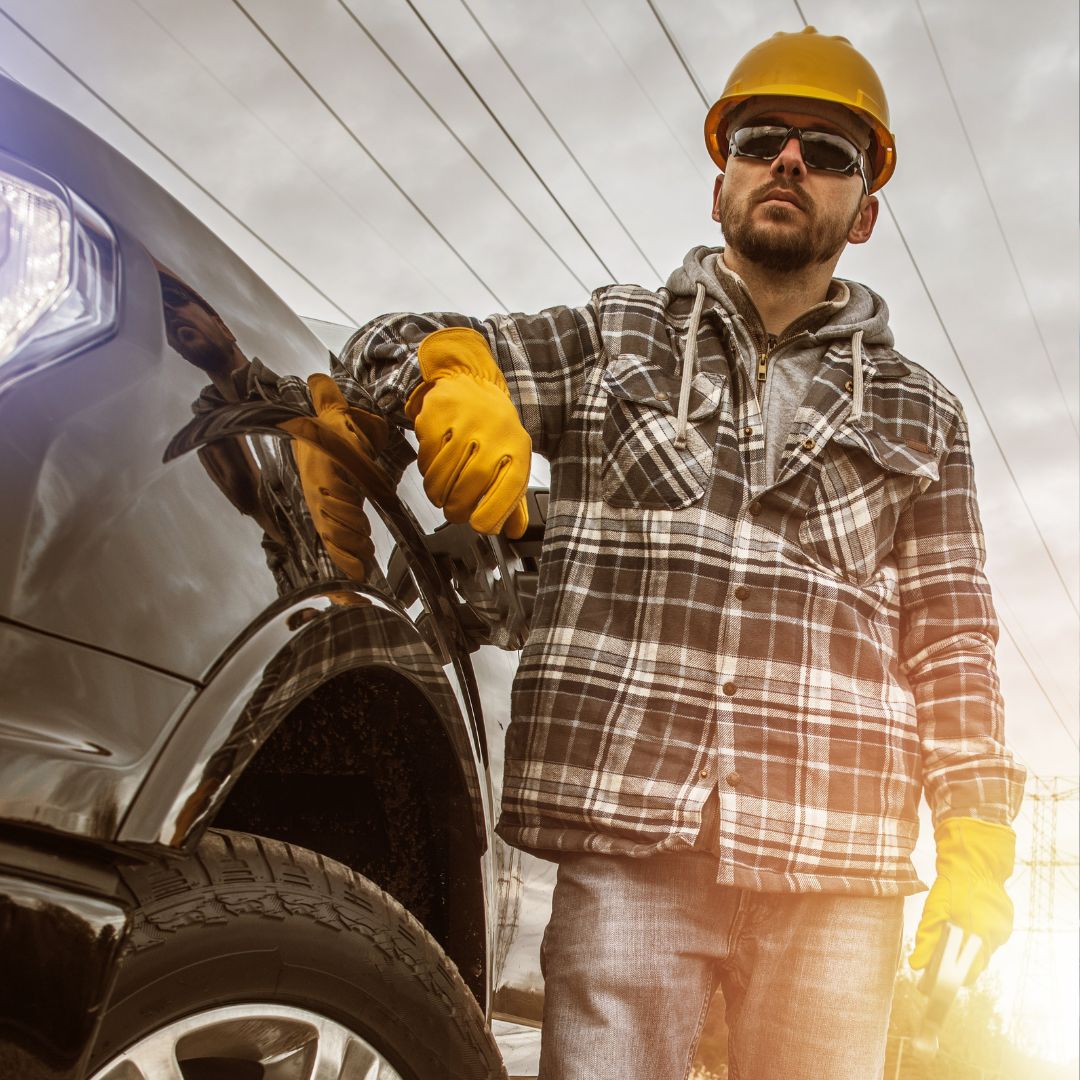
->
xmin=602 ymin=353 xmax=724 ymax=422
xmin=864 ymin=355 xmax=910 ymax=379
xmin=832 ymin=423 xmax=941 ymax=482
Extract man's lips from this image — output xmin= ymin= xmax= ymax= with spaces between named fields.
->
xmin=757 ymin=188 xmax=806 ymax=211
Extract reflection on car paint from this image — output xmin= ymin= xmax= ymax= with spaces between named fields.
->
xmin=154 ymin=266 xmax=554 ymax=1028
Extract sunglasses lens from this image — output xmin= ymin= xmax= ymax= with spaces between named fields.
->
xmin=731 ymin=126 xmax=787 ymax=160
xmin=801 ymin=131 xmax=859 ymax=172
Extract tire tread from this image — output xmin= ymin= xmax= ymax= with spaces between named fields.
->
xmin=115 ymin=829 xmax=505 ymax=1079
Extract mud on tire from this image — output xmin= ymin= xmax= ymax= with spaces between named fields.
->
xmin=89 ymin=829 xmax=507 ymax=1079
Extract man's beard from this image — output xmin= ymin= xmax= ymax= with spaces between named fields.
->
xmin=720 ymin=182 xmax=855 ymax=273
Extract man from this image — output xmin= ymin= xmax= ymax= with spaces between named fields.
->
xmin=319 ymin=26 xmax=1024 ymax=1079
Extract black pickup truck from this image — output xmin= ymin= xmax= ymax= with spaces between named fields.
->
xmin=0 ymin=74 xmax=553 ymax=1080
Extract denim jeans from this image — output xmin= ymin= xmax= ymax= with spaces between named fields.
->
xmin=538 ymin=850 xmax=905 ymax=1080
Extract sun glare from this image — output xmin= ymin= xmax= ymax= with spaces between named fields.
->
xmin=995 ymin=929 xmax=1080 ymax=1065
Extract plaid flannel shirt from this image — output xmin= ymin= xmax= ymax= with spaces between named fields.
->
xmin=343 ymin=261 xmax=1025 ymax=896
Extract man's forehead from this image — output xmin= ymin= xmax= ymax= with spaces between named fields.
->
xmin=729 ymin=95 xmax=871 ymax=148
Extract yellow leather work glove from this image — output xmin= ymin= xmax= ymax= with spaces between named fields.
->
xmin=280 ymin=374 xmax=390 ymax=583
xmin=405 ymin=326 xmax=531 ymax=539
xmin=910 ymin=816 xmax=1016 ymax=983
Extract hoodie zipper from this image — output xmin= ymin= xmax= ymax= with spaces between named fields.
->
xmin=755 ymin=334 xmax=778 ymax=397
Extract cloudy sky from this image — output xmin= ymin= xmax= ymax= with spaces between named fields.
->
xmin=1 ymin=0 xmax=1076 ymax=1058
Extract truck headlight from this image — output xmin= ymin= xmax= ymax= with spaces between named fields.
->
xmin=0 ymin=152 xmax=119 ymax=394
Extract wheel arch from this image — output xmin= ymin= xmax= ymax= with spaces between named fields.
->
xmin=116 ymin=589 xmax=492 ymax=1001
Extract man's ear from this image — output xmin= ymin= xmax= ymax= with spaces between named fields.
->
xmin=848 ymin=194 xmax=879 ymax=245
xmin=711 ymin=174 xmax=725 ymax=223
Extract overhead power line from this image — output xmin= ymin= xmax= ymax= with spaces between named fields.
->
xmin=0 ymin=8 xmax=360 ymax=325
xmin=127 ymin=0 xmax=454 ymax=316
xmin=645 ymin=0 xmax=709 ymax=107
xmin=998 ymin=616 xmax=1080 ymax=751
xmin=230 ymin=0 xmax=508 ymax=312
xmin=400 ymin=0 xmax=629 ymax=285
xmin=581 ymin=0 xmax=712 ymax=188
xmin=456 ymin=0 xmax=662 ymax=281
xmin=879 ymin=193 xmax=1079 ymax=617
xmin=915 ymin=0 xmax=1078 ymax=439
xmin=336 ymin=0 xmax=595 ymax=293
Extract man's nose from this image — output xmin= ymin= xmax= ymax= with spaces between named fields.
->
xmin=770 ymin=136 xmax=805 ymax=181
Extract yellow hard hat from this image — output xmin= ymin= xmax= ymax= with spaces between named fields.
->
xmin=704 ymin=26 xmax=897 ymax=192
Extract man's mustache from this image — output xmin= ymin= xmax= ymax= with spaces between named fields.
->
xmin=752 ymin=182 xmax=812 ymax=213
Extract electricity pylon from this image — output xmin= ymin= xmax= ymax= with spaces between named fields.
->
xmin=1011 ymin=775 xmax=1079 ymax=1047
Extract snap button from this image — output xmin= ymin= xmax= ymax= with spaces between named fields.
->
xmin=726 ymin=771 xmax=741 ymax=788
xmin=722 ymin=681 xmax=737 ymax=696
xmin=801 ymin=438 xmax=815 ymax=451
xmin=845 ymin=379 xmax=854 ymax=392
xmin=699 ymin=766 xmax=711 ymax=779
xmin=743 ymin=425 xmax=754 ymax=437
xmin=748 ymin=501 xmax=762 ymax=516
xmin=655 ymin=391 xmax=668 ymax=401
xmin=734 ymin=585 xmax=750 ymax=601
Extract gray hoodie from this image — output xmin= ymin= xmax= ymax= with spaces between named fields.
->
xmin=665 ymin=245 xmax=894 ymax=485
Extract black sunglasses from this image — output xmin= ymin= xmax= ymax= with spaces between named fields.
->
xmin=728 ymin=125 xmax=868 ymax=193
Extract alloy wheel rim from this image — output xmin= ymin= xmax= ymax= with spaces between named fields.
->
xmin=89 ymin=1002 xmax=405 ymax=1080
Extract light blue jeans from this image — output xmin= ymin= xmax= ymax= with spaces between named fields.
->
xmin=538 ymin=850 xmax=904 ymax=1080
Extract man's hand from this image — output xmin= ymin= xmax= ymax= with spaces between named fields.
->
xmin=280 ymin=374 xmax=389 ymax=582
xmin=910 ymin=816 xmax=1016 ymax=983
xmin=406 ymin=327 xmax=531 ymax=539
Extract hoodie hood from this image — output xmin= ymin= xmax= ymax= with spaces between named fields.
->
xmin=665 ymin=245 xmax=894 ymax=350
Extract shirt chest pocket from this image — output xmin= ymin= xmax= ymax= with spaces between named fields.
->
xmin=600 ymin=354 xmax=726 ymax=511
xmin=798 ymin=423 xmax=941 ymax=586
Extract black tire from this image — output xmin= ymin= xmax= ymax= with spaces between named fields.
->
xmin=89 ymin=829 xmax=507 ymax=1080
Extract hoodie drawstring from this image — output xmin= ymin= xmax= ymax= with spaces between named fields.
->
xmin=674 ymin=282 xmax=706 ymax=449
xmin=849 ymin=329 xmax=865 ymax=423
